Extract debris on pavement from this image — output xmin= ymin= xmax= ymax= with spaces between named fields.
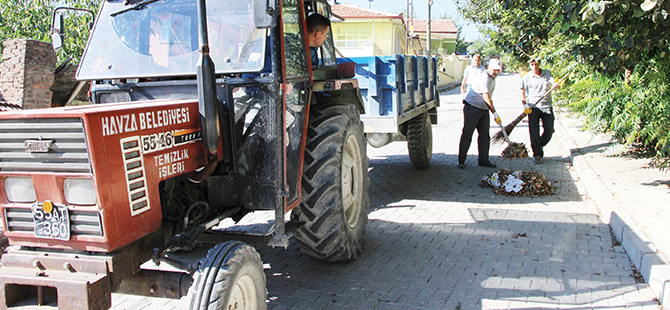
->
xmin=481 ymin=169 xmax=555 ymax=197
xmin=501 ymin=142 xmax=529 ymax=159
xmin=615 ymin=143 xmax=655 ymax=159
xmin=511 ymin=232 xmax=527 ymax=238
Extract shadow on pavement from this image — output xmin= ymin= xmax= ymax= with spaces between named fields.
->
xmin=259 ymin=209 xmax=652 ymax=309
xmin=641 ymin=180 xmax=670 ymax=193
xmin=366 ymin=153 xmax=583 ymax=208
xmin=575 ymin=142 xmax=616 ymax=156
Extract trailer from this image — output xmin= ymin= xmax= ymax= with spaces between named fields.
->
xmin=339 ymin=55 xmax=440 ymax=169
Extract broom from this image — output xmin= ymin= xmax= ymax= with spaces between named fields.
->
xmin=491 ymin=73 xmax=570 ymax=144
xmin=496 ymin=120 xmax=530 ymax=159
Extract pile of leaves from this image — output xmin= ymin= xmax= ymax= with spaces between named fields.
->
xmin=481 ymin=169 xmax=555 ymax=197
xmin=501 ymin=142 xmax=529 ymax=159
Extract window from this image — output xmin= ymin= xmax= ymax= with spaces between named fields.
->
xmin=335 ymin=27 xmax=371 ymax=48
xmin=282 ymin=0 xmax=309 ymax=79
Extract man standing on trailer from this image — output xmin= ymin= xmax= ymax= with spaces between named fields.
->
xmin=457 ymin=58 xmax=503 ymax=169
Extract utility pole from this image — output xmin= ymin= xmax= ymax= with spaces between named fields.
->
xmin=426 ymin=0 xmax=431 ymax=57
xmin=406 ymin=0 xmax=414 ymax=54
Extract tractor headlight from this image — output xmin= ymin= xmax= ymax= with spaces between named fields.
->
xmin=4 ymin=177 xmax=37 ymax=203
xmin=64 ymin=178 xmax=97 ymax=205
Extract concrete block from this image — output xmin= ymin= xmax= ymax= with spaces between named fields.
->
xmin=609 ymin=211 xmax=635 ymax=244
xmin=620 ymin=225 xmax=657 ymax=269
xmin=640 ymin=252 xmax=670 ymax=307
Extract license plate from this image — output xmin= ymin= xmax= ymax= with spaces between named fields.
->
xmin=32 ymin=204 xmax=70 ymax=241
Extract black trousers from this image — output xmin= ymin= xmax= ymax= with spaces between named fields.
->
xmin=528 ymin=107 xmax=554 ymax=158
xmin=458 ymin=103 xmax=490 ymax=164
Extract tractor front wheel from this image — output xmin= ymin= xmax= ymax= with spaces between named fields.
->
xmin=186 ymin=241 xmax=266 ymax=310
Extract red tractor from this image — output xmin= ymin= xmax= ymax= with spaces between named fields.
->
xmin=0 ymin=0 xmax=369 ymax=308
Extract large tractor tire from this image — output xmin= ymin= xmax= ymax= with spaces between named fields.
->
xmin=187 ymin=241 xmax=266 ymax=310
xmin=291 ymin=104 xmax=370 ymax=262
xmin=407 ymin=112 xmax=433 ymax=169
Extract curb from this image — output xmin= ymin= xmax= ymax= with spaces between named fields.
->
xmin=437 ymin=82 xmax=461 ymax=93
xmin=555 ymin=113 xmax=670 ymax=307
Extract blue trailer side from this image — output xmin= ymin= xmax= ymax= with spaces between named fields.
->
xmin=338 ymin=55 xmax=439 ymax=133
xmin=338 ymin=55 xmax=440 ymax=168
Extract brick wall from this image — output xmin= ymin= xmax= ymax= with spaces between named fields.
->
xmin=0 ymin=39 xmax=57 ymax=109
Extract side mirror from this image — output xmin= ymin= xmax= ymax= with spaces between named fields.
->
xmin=252 ymin=0 xmax=276 ymax=28
xmin=51 ymin=13 xmax=65 ymax=50
xmin=50 ymin=7 xmax=95 ymax=50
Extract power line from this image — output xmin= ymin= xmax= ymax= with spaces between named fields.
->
xmin=431 ymin=0 xmax=459 ymax=17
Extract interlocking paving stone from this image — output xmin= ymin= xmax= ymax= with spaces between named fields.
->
xmin=109 ymin=74 xmax=660 ymax=309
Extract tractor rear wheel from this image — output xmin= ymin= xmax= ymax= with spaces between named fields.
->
xmin=291 ymin=104 xmax=370 ymax=262
xmin=407 ymin=112 xmax=433 ymax=169
xmin=187 ymin=241 xmax=266 ymax=310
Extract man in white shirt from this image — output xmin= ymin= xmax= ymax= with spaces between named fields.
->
xmin=457 ymin=58 xmax=503 ymax=169
xmin=460 ymin=54 xmax=486 ymax=100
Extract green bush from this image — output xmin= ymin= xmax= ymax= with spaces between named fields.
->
xmin=558 ymin=57 xmax=670 ymax=167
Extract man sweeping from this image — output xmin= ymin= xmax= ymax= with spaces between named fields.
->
xmin=520 ymin=58 xmax=555 ymax=165
xmin=457 ymin=58 xmax=503 ymax=169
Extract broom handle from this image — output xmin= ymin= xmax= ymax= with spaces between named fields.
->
xmin=499 ymin=122 xmax=511 ymax=143
xmin=528 ymin=72 xmax=569 ymax=108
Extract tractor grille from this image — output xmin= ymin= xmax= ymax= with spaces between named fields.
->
xmin=0 ymin=118 xmax=90 ymax=173
xmin=120 ymin=137 xmax=150 ymax=215
xmin=3 ymin=207 xmax=103 ymax=236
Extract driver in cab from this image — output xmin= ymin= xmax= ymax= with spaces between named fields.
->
xmin=306 ymin=13 xmax=330 ymax=69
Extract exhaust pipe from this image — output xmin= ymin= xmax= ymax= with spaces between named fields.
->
xmin=196 ymin=0 xmax=221 ymax=163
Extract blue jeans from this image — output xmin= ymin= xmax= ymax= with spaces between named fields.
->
xmin=528 ymin=107 xmax=554 ymax=158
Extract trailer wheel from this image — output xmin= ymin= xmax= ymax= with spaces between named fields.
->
xmin=187 ymin=241 xmax=266 ymax=310
xmin=291 ymin=104 xmax=370 ymax=262
xmin=407 ymin=112 xmax=433 ymax=169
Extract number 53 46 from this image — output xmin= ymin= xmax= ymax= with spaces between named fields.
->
xmin=142 ymin=131 xmax=173 ymax=153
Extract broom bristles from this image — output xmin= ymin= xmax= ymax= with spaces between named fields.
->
xmin=492 ymin=113 xmax=527 ymax=144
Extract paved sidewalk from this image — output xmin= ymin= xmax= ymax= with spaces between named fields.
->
xmin=556 ymin=110 xmax=670 ymax=307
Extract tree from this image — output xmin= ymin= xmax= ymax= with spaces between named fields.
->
xmin=0 ymin=0 xmax=100 ymax=64
xmin=457 ymin=0 xmax=670 ymax=75
xmin=452 ymin=21 xmax=472 ymax=54
xmin=455 ymin=37 xmax=471 ymax=54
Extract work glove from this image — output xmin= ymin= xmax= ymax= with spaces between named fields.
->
xmin=522 ymin=100 xmax=532 ymax=115
xmin=493 ymin=112 xmax=502 ymax=125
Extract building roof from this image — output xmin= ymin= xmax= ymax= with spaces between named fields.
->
xmin=410 ymin=19 xmax=458 ymax=34
xmin=331 ymin=3 xmax=404 ymax=20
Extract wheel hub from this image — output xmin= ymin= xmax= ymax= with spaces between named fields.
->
xmin=227 ymin=274 xmax=257 ymax=310
xmin=342 ymin=134 xmax=363 ymax=229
